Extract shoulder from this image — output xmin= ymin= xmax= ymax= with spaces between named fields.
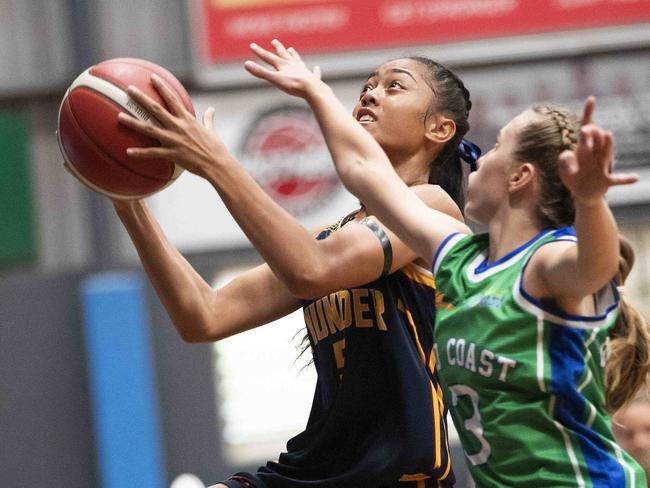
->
xmin=523 ymin=228 xmax=579 ymax=296
xmin=410 ymin=184 xmax=464 ymax=222
xmin=526 ymin=228 xmax=578 ymax=271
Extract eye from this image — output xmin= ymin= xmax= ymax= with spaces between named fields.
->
xmin=359 ymin=84 xmax=374 ymax=98
xmin=388 ymin=80 xmax=404 ymax=89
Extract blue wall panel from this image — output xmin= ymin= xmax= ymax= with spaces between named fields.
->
xmin=81 ymin=272 xmax=165 ymax=488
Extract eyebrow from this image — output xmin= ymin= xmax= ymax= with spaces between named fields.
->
xmin=366 ymin=68 xmax=417 ymax=83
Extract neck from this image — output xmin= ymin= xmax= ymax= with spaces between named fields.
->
xmin=384 ymin=147 xmax=432 ymax=186
xmin=487 ymin=207 xmax=542 ymax=262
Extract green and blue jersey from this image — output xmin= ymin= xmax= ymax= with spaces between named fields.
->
xmin=432 ymin=227 xmax=646 ymax=487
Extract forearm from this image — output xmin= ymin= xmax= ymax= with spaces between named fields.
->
xmin=114 ymin=201 xmax=215 ymax=340
xmin=305 ymin=83 xmax=392 ymax=198
xmin=573 ymin=197 xmax=620 ymax=289
xmin=202 ymin=153 xmax=326 ymax=293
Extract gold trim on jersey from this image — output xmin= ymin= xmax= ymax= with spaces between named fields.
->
xmin=435 ymin=291 xmax=454 ymax=311
xmin=399 ymin=474 xmax=430 ymax=481
xmin=428 ymin=345 xmax=437 ymax=374
xmin=399 ymin=263 xmax=436 ymax=289
xmin=319 ymin=208 xmax=361 ymax=237
xmin=397 ymin=299 xmax=427 ymax=364
xmin=396 ymin=299 xmax=452 ymax=481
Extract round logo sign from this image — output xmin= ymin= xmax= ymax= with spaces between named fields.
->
xmin=239 ymin=105 xmax=341 ymax=215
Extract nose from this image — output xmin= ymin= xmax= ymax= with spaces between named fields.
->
xmin=361 ymin=87 xmax=378 ymax=107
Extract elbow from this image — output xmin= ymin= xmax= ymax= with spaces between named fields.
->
xmin=175 ymin=317 xmax=214 ymax=343
xmin=173 ymin=306 xmax=222 ymax=344
xmin=284 ymin=264 xmax=332 ymax=300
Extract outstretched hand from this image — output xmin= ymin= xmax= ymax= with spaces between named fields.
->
xmin=117 ymin=74 xmax=226 ymax=179
xmin=244 ymin=39 xmax=323 ymax=98
xmin=558 ymin=96 xmax=638 ymax=205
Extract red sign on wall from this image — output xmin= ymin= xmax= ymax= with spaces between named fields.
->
xmin=201 ymin=0 xmax=650 ymax=63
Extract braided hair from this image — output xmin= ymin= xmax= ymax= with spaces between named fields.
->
xmin=408 ymin=57 xmax=472 ymax=210
xmin=605 ymin=236 xmax=650 ymax=413
xmin=513 ymin=105 xmax=580 ymax=229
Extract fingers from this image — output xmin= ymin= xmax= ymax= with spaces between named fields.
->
xmin=579 ymin=126 xmax=595 ymax=152
xmin=244 ymin=60 xmax=279 ymax=83
xmin=271 ymin=39 xmax=291 ymax=59
xmin=126 ymin=145 xmax=174 ymax=160
xmin=250 ymin=42 xmax=284 ymax=68
xmin=581 ymin=96 xmax=595 ymax=126
xmin=591 ymin=126 xmax=604 ymax=153
xmin=287 ymin=46 xmax=302 ymax=61
xmin=602 ymin=131 xmax=614 ymax=169
xmin=579 ymin=125 xmax=614 ymax=163
xmin=150 ymin=73 xmax=189 ymax=118
xmin=118 ymin=112 xmax=170 ymax=142
xmin=558 ymin=150 xmax=578 ymax=177
xmin=126 ymin=84 xmax=175 ymax=127
xmin=202 ymin=107 xmax=215 ymax=130
xmin=608 ymin=173 xmax=639 ymax=186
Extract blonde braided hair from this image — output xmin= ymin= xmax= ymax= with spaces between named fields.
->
xmin=547 ymin=107 xmax=577 ymax=149
xmin=605 ymin=236 xmax=650 ymax=414
xmin=513 ymin=105 xmax=580 ymax=229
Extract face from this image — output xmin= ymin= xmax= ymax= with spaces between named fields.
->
xmin=352 ymin=59 xmax=436 ymax=154
xmin=613 ymin=401 xmax=650 ymax=475
xmin=464 ymin=112 xmax=529 ymax=223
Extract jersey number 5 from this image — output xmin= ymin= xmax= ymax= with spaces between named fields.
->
xmin=333 ymin=338 xmax=346 ymax=372
xmin=449 ymin=384 xmax=491 ymax=466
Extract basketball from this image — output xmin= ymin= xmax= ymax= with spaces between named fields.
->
xmin=57 ymin=58 xmax=195 ymax=200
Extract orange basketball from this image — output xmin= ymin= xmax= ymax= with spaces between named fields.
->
xmin=57 ymin=58 xmax=194 ymax=200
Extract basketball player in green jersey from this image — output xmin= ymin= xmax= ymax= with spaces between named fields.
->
xmin=239 ymin=42 xmax=650 ymax=486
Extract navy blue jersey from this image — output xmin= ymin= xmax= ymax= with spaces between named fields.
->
xmin=254 ymin=213 xmax=454 ymax=487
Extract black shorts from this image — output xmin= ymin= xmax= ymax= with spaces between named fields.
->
xmin=219 ymin=472 xmax=452 ymax=488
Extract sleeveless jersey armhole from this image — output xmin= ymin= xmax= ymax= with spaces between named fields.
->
xmin=432 ymin=232 xmax=467 ymax=276
xmin=513 ymin=234 xmax=620 ymax=330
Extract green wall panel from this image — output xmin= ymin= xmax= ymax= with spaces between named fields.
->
xmin=0 ymin=111 xmax=36 ymax=266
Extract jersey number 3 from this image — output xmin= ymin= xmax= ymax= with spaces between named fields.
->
xmin=449 ymin=384 xmax=491 ymax=466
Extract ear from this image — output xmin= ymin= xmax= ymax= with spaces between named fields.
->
xmin=508 ymin=162 xmax=536 ymax=192
xmin=425 ymin=116 xmax=456 ymax=144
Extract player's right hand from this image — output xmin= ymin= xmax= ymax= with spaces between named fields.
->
xmin=244 ymin=39 xmax=323 ymax=99
xmin=558 ymin=97 xmax=638 ymax=205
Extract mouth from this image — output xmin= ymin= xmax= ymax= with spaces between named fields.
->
xmin=356 ymin=108 xmax=377 ymax=123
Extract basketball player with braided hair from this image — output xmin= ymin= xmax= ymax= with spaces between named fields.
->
xmin=238 ymin=43 xmax=648 ymax=485
xmin=111 ymin=41 xmax=482 ymax=486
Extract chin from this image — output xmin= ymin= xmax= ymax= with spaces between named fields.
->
xmin=464 ymin=204 xmax=486 ymax=226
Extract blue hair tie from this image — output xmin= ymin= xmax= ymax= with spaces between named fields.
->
xmin=459 ymin=139 xmax=481 ymax=172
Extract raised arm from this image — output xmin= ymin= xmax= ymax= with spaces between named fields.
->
xmin=117 ymin=59 xmax=465 ymax=299
xmin=244 ymin=40 xmax=469 ymax=265
xmin=113 ymin=199 xmax=302 ymax=342
xmin=529 ymin=98 xmax=638 ymax=299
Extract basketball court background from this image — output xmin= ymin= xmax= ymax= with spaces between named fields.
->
xmin=1 ymin=1 xmax=650 ymax=487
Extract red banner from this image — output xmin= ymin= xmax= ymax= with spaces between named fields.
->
xmin=201 ymin=0 xmax=650 ymax=62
